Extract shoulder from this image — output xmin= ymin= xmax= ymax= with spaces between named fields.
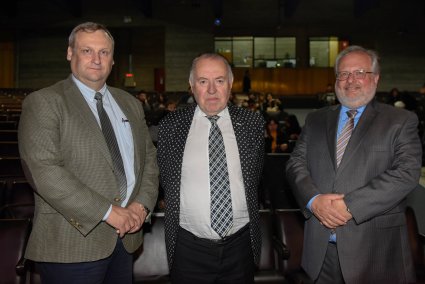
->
xmin=23 ymin=79 xmax=71 ymax=106
xmin=372 ymin=101 xmax=417 ymax=121
xmin=108 ymin=86 xmax=137 ymax=101
xmin=159 ymin=104 xmax=196 ymax=127
xmin=228 ymin=105 xmax=265 ymax=126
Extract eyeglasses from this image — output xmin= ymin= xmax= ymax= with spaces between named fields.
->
xmin=335 ymin=69 xmax=374 ymax=81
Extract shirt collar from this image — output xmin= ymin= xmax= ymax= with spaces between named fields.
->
xmin=71 ymin=75 xmax=108 ymax=102
xmin=195 ymin=105 xmax=230 ymax=119
xmin=340 ymin=104 xmax=366 ymax=118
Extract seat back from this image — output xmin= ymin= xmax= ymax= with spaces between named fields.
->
xmin=274 ymin=209 xmax=305 ymax=272
xmin=0 ymin=219 xmax=31 ymax=284
xmin=258 ymin=209 xmax=276 ymax=271
xmin=406 ymin=206 xmax=425 ymax=281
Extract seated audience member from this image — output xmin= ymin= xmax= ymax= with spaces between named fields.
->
xmin=264 ymin=118 xmax=290 ymax=153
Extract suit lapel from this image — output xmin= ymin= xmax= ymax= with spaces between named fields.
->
xmin=175 ymin=105 xmax=197 ymax=186
xmin=326 ymin=105 xmax=340 ymax=170
xmin=64 ymin=77 xmax=113 ymax=169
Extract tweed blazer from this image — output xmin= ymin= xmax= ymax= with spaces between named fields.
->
xmin=157 ymin=104 xmax=265 ymax=268
xmin=18 ymin=75 xmax=159 ymax=263
xmin=286 ymin=100 xmax=422 ymax=284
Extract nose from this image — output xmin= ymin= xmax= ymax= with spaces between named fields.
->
xmin=91 ymin=52 xmax=101 ymax=64
xmin=346 ymin=72 xmax=356 ymax=82
xmin=207 ymin=82 xmax=216 ymax=94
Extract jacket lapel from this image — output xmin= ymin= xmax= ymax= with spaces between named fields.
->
xmin=64 ymin=77 xmax=113 ymax=169
xmin=326 ymin=105 xmax=340 ymax=170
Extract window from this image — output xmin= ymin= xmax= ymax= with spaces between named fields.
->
xmin=309 ymin=37 xmax=339 ymax=67
xmin=215 ymin=36 xmax=296 ymax=68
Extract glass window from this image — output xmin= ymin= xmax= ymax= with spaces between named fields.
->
xmin=309 ymin=37 xmax=339 ymax=67
xmin=233 ymin=37 xmax=253 ymax=67
xmin=215 ymin=38 xmax=233 ymax=64
xmin=276 ymin=37 xmax=296 ymax=68
xmin=214 ymin=36 xmax=296 ymax=68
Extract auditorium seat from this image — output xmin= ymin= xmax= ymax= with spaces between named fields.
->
xmin=255 ymin=209 xmax=288 ymax=283
xmin=0 ymin=179 xmax=34 ymax=219
xmin=9 ymin=179 xmax=34 ymax=205
xmin=0 ymin=121 xmax=18 ymax=130
xmin=260 ymin=154 xmax=298 ymax=210
xmin=406 ymin=206 xmax=425 ymax=283
xmin=274 ymin=209 xmax=312 ymax=284
xmin=0 ymin=179 xmax=7 ymax=207
xmin=0 ymin=141 xmax=19 ymax=156
xmin=0 ymin=218 xmax=32 ymax=284
xmin=0 ymin=130 xmax=18 ymax=141
xmin=133 ymin=212 xmax=170 ymax=284
xmin=0 ymin=157 xmax=25 ymax=177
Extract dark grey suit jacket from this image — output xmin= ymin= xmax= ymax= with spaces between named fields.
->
xmin=286 ymin=100 xmax=422 ymax=284
xmin=157 ymin=104 xmax=265 ymax=268
xmin=18 ymin=76 xmax=159 ymax=262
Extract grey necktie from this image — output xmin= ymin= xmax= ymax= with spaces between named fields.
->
xmin=208 ymin=115 xmax=233 ymax=238
xmin=336 ymin=110 xmax=357 ymax=167
xmin=94 ymin=92 xmax=127 ymax=202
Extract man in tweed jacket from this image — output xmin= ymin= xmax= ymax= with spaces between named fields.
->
xmin=18 ymin=22 xmax=158 ymax=283
xmin=157 ymin=53 xmax=265 ymax=283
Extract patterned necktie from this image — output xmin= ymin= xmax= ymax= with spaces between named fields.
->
xmin=336 ymin=110 xmax=357 ymax=167
xmin=207 ymin=115 xmax=233 ymax=238
xmin=94 ymin=92 xmax=127 ymax=202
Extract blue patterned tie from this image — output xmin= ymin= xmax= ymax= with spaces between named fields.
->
xmin=208 ymin=115 xmax=233 ymax=238
xmin=95 ymin=92 xmax=127 ymax=203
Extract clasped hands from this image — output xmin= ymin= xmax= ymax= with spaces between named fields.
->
xmin=311 ymin=194 xmax=352 ymax=229
xmin=106 ymin=202 xmax=147 ymax=238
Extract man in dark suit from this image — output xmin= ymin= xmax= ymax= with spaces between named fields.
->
xmin=18 ymin=22 xmax=158 ymax=283
xmin=286 ymin=45 xmax=422 ymax=284
xmin=157 ymin=53 xmax=265 ymax=283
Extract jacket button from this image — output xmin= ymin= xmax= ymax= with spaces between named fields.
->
xmin=114 ymin=198 xmax=121 ymax=202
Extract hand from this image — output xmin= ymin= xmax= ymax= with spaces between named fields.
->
xmin=332 ymin=198 xmax=353 ymax=221
xmin=127 ymin=202 xmax=148 ymax=234
xmin=106 ymin=205 xmax=141 ymax=238
xmin=311 ymin=194 xmax=348 ymax=229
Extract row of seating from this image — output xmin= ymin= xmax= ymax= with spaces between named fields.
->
xmin=0 ymin=179 xmax=34 ymax=219
xmin=0 ymin=209 xmax=311 ymax=284
xmin=2 ymin=204 xmax=425 ymax=283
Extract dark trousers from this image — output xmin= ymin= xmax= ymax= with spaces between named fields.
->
xmin=36 ymin=238 xmax=133 ymax=284
xmin=171 ymin=224 xmax=254 ymax=284
xmin=315 ymin=242 xmax=345 ymax=284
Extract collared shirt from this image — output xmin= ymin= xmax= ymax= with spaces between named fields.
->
xmin=179 ymin=106 xmax=249 ymax=239
xmin=72 ymin=76 xmax=135 ymax=218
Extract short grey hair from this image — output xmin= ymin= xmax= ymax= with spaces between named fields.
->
xmin=189 ymin=53 xmax=234 ymax=85
xmin=334 ymin=45 xmax=380 ymax=74
xmin=68 ymin=22 xmax=114 ymax=51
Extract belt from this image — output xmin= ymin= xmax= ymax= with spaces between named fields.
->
xmin=180 ymin=223 xmax=250 ymax=246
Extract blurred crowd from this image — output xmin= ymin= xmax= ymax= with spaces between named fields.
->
xmin=135 ymin=90 xmax=301 ymax=154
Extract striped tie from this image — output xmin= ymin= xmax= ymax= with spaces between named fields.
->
xmin=94 ymin=92 xmax=127 ymax=203
xmin=336 ymin=110 xmax=357 ymax=167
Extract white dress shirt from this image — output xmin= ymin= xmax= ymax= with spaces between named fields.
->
xmin=179 ymin=106 xmax=249 ymax=239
